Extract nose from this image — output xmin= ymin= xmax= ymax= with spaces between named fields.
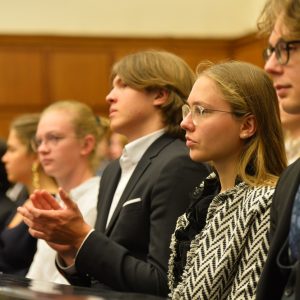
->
xmin=106 ymin=88 xmax=116 ymax=104
xmin=180 ymin=113 xmax=195 ymax=131
xmin=36 ymin=140 xmax=50 ymax=153
xmin=1 ymin=152 xmax=7 ymax=163
xmin=264 ymin=52 xmax=284 ymax=75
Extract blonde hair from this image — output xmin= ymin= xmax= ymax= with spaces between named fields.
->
xmin=97 ymin=116 xmax=110 ymax=140
xmin=258 ymin=0 xmax=300 ymax=39
xmin=197 ymin=61 xmax=287 ymax=186
xmin=111 ymin=50 xmax=195 ymax=139
xmin=41 ymin=100 xmax=100 ymax=171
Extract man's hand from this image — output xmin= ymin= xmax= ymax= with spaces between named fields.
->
xmin=18 ymin=188 xmax=92 ymax=264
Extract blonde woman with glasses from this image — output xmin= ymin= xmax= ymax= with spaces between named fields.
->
xmin=26 ymin=100 xmax=100 ymax=284
xmin=168 ymin=61 xmax=287 ymax=300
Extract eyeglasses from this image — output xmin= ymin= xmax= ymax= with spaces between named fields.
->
xmin=182 ymin=104 xmax=236 ymax=126
xmin=31 ymin=133 xmax=72 ymax=152
xmin=263 ymin=38 xmax=300 ymax=65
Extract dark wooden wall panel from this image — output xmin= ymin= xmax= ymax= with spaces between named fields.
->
xmin=47 ymin=50 xmax=111 ymax=110
xmin=0 ymin=49 xmax=44 ymax=107
xmin=0 ymin=34 xmax=265 ymax=138
xmin=232 ymin=34 xmax=267 ymax=67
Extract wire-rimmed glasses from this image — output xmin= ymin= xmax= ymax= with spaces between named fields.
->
xmin=182 ymin=104 xmax=237 ymax=126
xmin=31 ymin=133 xmax=69 ymax=152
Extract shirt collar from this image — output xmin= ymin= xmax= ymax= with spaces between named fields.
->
xmin=122 ymin=129 xmax=165 ymax=165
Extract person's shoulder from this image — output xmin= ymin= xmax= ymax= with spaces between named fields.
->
xmin=102 ymin=158 xmax=120 ymax=172
xmin=153 ymin=136 xmax=210 ymax=172
xmin=253 ymin=184 xmax=275 ymax=198
xmin=283 ymin=157 xmax=300 ymax=174
xmin=247 ymin=184 xmax=275 ymax=198
xmin=241 ymin=184 xmax=275 ymax=211
xmin=153 ymin=134 xmax=185 ymax=148
xmin=156 ymin=136 xmax=187 ymax=154
xmin=0 ymin=193 xmax=15 ymax=221
xmin=276 ymin=157 xmax=300 ymax=189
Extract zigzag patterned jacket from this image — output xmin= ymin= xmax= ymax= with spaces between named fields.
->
xmin=168 ymin=172 xmax=275 ymax=300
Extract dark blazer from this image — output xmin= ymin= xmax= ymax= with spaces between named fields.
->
xmin=256 ymin=158 xmax=300 ymax=300
xmin=64 ymin=134 xmax=209 ymax=296
xmin=0 ymin=194 xmax=15 ymax=231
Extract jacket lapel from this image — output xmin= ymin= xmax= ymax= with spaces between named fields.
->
xmin=95 ymin=160 xmax=121 ymax=232
xmin=105 ymin=134 xmax=174 ymax=233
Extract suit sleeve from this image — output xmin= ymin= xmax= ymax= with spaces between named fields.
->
xmin=256 ymin=160 xmax=300 ymax=300
xmin=63 ymin=155 xmax=208 ymax=296
xmin=269 ymin=159 xmax=300 ymax=240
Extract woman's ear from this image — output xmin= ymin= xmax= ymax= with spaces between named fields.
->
xmin=240 ymin=114 xmax=257 ymax=139
xmin=80 ymin=134 xmax=96 ymax=156
xmin=153 ymin=89 xmax=169 ymax=107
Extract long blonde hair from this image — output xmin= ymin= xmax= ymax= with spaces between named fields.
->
xmin=197 ymin=61 xmax=287 ymax=186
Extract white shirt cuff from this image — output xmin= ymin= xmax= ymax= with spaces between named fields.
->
xmin=56 ymin=228 xmax=95 ymax=274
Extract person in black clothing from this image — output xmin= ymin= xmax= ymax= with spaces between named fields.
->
xmin=256 ymin=0 xmax=300 ymax=299
xmin=0 ymin=138 xmax=14 ymax=231
xmin=0 ymin=114 xmax=57 ymax=275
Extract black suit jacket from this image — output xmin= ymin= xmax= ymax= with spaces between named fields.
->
xmin=0 ymin=194 xmax=15 ymax=231
xmin=256 ymin=158 xmax=300 ymax=300
xmin=65 ymin=134 xmax=209 ymax=296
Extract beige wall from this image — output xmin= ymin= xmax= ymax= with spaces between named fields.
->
xmin=0 ymin=0 xmax=266 ymax=37
xmin=0 ymin=0 xmax=268 ymax=138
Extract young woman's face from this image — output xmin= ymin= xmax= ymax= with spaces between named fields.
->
xmin=181 ymin=76 xmax=244 ymax=167
xmin=2 ymin=129 xmax=36 ymax=185
xmin=35 ymin=110 xmax=84 ymax=182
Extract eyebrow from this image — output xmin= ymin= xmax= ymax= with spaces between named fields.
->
xmin=36 ymin=130 xmax=64 ymax=137
xmin=187 ymin=99 xmax=201 ymax=105
xmin=113 ymin=76 xmax=125 ymax=86
xmin=189 ymin=100 xmax=213 ymax=108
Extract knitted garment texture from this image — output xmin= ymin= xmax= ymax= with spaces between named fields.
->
xmin=168 ymin=173 xmax=274 ymax=300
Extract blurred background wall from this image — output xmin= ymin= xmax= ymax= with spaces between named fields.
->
xmin=0 ymin=0 xmax=267 ymax=137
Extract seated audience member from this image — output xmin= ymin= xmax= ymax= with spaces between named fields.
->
xmin=0 ymin=139 xmax=14 ymax=230
xmin=279 ymin=102 xmax=300 ymax=164
xmin=19 ymin=50 xmax=209 ymax=296
xmin=168 ymin=61 xmax=287 ymax=299
xmin=27 ymin=100 xmax=100 ymax=284
xmin=256 ymin=0 xmax=300 ymax=299
xmin=1 ymin=114 xmax=57 ymax=275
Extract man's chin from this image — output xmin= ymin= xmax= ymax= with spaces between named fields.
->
xmin=280 ymin=98 xmax=300 ymax=114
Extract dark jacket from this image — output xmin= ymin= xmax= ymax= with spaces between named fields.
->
xmin=257 ymin=158 xmax=300 ymax=300
xmin=62 ymin=134 xmax=209 ymax=296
